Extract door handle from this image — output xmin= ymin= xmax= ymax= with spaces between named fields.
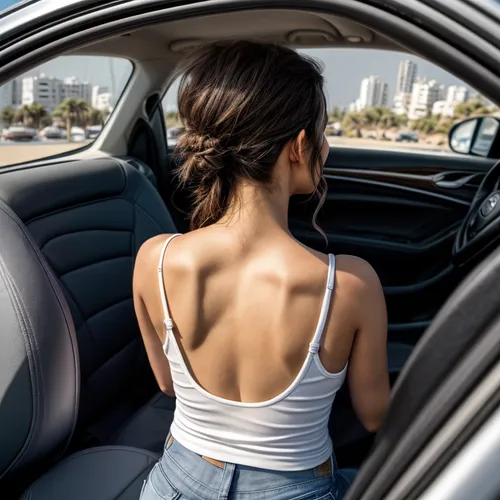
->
xmin=433 ymin=173 xmax=479 ymax=189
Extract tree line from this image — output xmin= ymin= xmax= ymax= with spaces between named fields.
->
xmin=1 ymin=98 xmax=110 ymax=141
xmin=328 ymin=99 xmax=495 ymax=139
xmin=164 ymin=99 xmax=497 ymax=142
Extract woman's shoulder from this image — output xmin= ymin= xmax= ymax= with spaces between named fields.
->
xmin=136 ymin=234 xmax=178 ymax=266
xmin=299 ymin=245 xmax=382 ymax=300
xmin=335 ymin=255 xmax=381 ymax=287
xmin=134 ymin=234 xmax=180 ymax=287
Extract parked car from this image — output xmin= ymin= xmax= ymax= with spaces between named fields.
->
xmin=1 ymin=1 xmax=500 ymax=500
xmin=40 ymin=125 xmax=65 ymax=139
xmin=2 ymin=125 xmax=36 ymax=141
xmin=395 ymin=131 xmax=419 ymax=143
xmin=86 ymin=125 xmax=102 ymax=140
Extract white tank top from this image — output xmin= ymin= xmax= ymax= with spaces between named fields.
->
xmin=158 ymin=234 xmax=347 ymax=471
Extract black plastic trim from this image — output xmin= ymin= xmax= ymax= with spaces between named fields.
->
xmin=363 ymin=0 xmax=500 ymax=88
xmin=414 ymin=0 xmax=500 ymax=52
xmin=388 ymin=321 xmax=430 ymax=333
xmin=325 ymin=175 xmax=470 ymax=207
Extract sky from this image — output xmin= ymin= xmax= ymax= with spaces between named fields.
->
xmin=0 ymin=0 xmax=23 ymax=12
xmin=17 ymin=48 xmax=468 ymax=110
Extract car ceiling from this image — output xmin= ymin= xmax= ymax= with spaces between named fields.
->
xmin=69 ymin=9 xmax=401 ymax=61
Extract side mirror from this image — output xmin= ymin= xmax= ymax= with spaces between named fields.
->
xmin=449 ymin=116 xmax=500 ymax=158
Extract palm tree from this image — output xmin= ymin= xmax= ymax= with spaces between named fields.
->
xmin=76 ymin=99 xmax=91 ymax=127
xmin=53 ymin=98 xmax=90 ymax=142
xmin=14 ymin=105 xmax=33 ymax=127
xmin=27 ymin=103 xmax=47 ymax=131
xmin=1 ymin=106 xmax=16 ymax=127
xmin=86 ymin=108 xmax=105 ymax=126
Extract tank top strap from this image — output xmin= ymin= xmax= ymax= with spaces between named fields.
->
xmin=158 ymin=234 xmax=182 ymax=336
xmin=308 ymin=254 xmax=336 ymax=354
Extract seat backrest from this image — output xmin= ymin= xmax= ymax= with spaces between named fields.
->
xmin=0 ymin=200 xmax=78 ymax=482
xmin=0 ymin=158 xmax=175 ymax=445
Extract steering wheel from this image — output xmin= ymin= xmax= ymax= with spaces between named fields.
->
xmin=454 ymin=159 xmax=500 ymax=265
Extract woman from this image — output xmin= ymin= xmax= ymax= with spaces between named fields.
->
xmin=134 ymin=40 xmax=390 ymax=500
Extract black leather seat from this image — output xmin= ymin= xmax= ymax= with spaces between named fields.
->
xmin=0 ymin=158 xmax=177 ymax=455
xmin=21 ymin=447 xmax=158 ymax=500
xmin=0 ymin=197 xmax=158 ymax=499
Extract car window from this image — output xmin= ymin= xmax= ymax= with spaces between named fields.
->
xmin=0 ymin=55 xmax=132 ymax=166
xmin=163 ymin=48 xmax=498 ymax=153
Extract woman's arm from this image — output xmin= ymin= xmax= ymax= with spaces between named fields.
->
xmin=345 ymin=258 xmax=390 ymax=432
xmin=133 ymin=237 xmax=175 ymax=397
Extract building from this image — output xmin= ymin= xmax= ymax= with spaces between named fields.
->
xmin=408 ymin=79 xmax=445 ymax=120
xmin=358 ymin=75 xmax=388 ymax=110
xmin=95 ymin=92 xmax=112 ymax=111
xmin=431 ymin=100 xmax=455 ymax=118
xmin=428 ymin=85 xmax=469 ymax=118
xmin=22 ymin=75 xmax=62 ymax=111
xmin=22 ymin=74 xmax=92 ymax=112
xmin=348 ymin=99 xmax=362 ymax=113
xmin=393 ymin=92 xmax=411 ymax=115
xmin=396 ymin=60 xmax=417 ymax=94
xmin=446 ymin=86 xmax=468 ymax=105
xmin=92 ymin=85 xmax=112 ymax=111
xmin=60 ymin=77 xmax=92 ymax=103
xmin=0 ymin=79 xmax=22 ymax=109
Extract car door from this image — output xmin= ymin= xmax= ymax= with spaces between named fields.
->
xmin=269 ymin=44 xmax=499 ymax=346
xmin=289 ymin=144 xmax=496 ymax=345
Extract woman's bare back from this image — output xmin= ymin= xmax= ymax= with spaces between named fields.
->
xmin=135 ymin=224 xmax=388 ymax=421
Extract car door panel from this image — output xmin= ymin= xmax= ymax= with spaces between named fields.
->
xmin=289 ymin=146 xmax=496 ymax=344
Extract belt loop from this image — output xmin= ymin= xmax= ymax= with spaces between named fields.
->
xmin=218 ymin=462 xmax=236 ymax=500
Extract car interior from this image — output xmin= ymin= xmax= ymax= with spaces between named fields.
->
xmin=1 ymin=5 xmax=500 ymax=500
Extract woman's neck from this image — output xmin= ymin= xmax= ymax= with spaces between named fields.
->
xmin=216 ymin=182 xmax=290 ymax=235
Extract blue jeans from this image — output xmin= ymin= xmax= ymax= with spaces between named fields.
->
xmin=140 ymin=435 xmax=357 ymax=499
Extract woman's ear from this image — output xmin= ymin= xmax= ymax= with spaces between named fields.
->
xmin=289 ymin=130 xmax=308 ymax=167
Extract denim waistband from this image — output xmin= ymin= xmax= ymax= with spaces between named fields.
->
xmin=158 ymin=434 xmax=336 ymax=500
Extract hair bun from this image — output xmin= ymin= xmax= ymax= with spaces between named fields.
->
xmin=181 ymin=130 xmax=221 ymax=157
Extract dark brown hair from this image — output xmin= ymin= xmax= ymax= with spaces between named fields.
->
xmin=174 ymin=40 xmax=327 ymax=231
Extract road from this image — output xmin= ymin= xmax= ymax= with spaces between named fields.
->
xmin=0 ymin=137 xmax=452 ymax=166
